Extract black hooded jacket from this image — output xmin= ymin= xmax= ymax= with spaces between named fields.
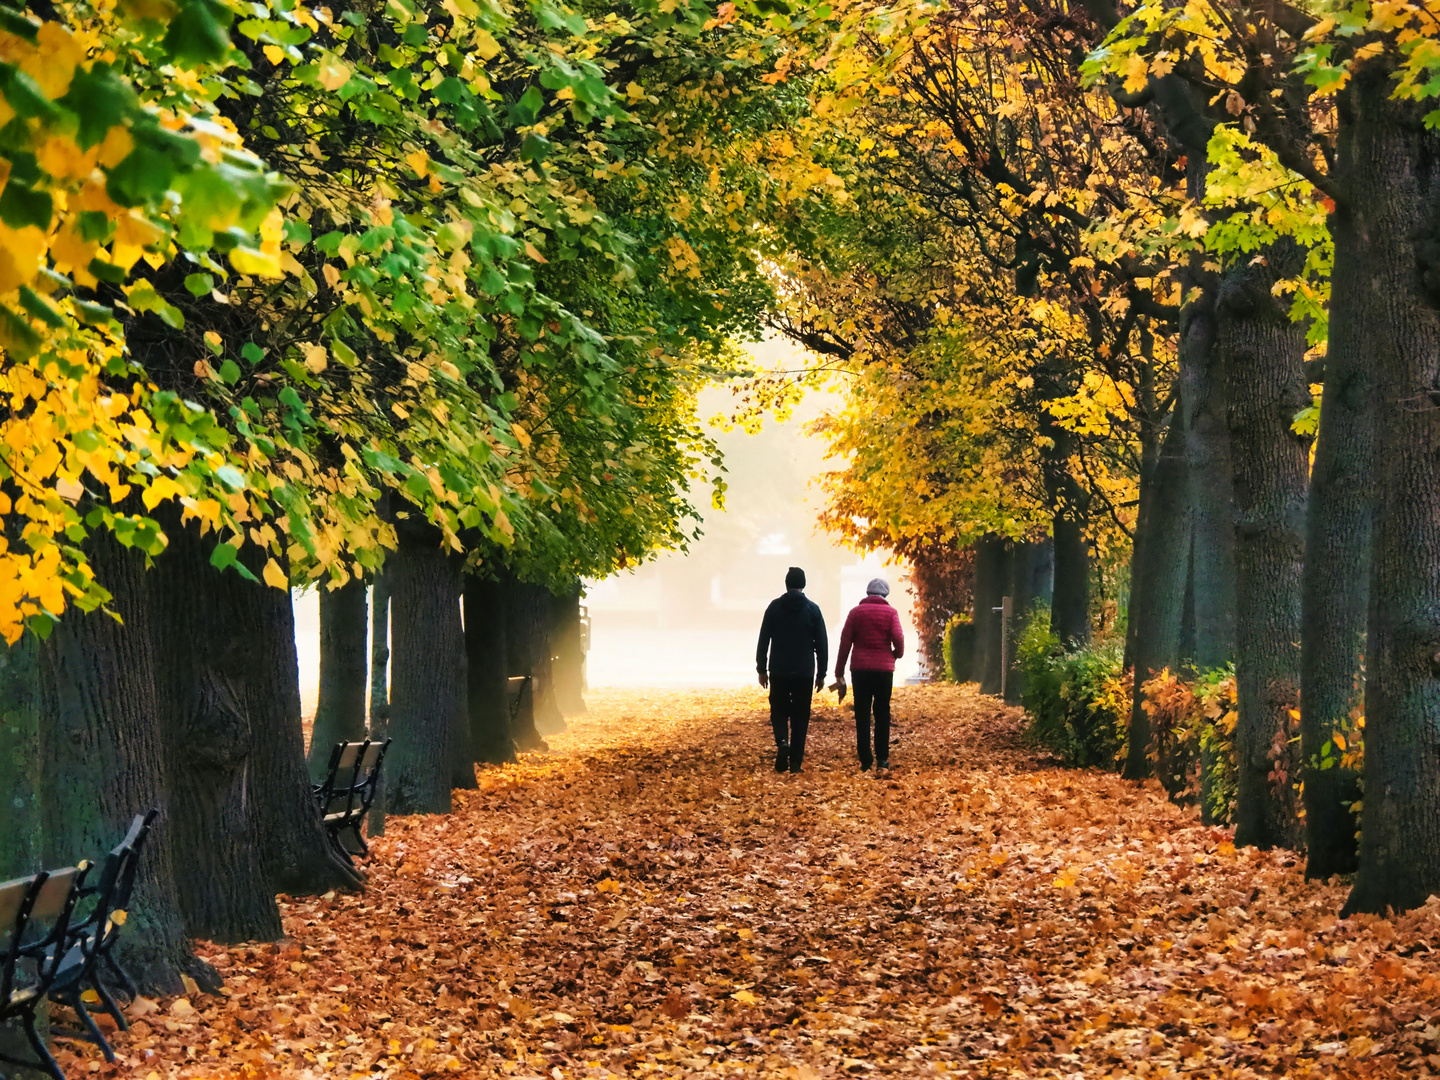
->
xmin=756 ymin=590 xmax=828 ymax=680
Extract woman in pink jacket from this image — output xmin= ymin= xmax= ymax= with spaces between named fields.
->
xmin=834 ymin=578 xmax=905 ymax=772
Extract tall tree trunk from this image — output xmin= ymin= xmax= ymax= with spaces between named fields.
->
xmin=244 ymin=551 xmax=362 ymax=895
xmin=527 ymin=583 xmax=566 ymax=737
xmin=1302 ymin=99 xmax=1373 ymax=880
xmin=387 ymin=524 xmax=467 ymax=813
xmin=1039 ymin=414 xmax=1092 ymax=647
xmin=1005 ymin=540 xmax=1053 ymax=704
xmin=465 ymin=573 xmax=516 ymax=764
xmin=0 ymin=633 xmax=40 ymax=880
xmin=552 ymin=584 xmax=588 ymax=716
xmin=368 ymin=569 xmax=390 ymax=838
xmin=1180 ymin=277 xmax=1238 ymax=673
xmin=1219 ymin=246 xmax=1312 ymax=851
xmin=505 ymin=576 xmax=549 ymax=751
xmin=1343 ymin=65 xmax=1440 ymax=915
xmin=972 ymin=534 xmax=1008 ymax=696
xmin=149 ymin=516 xmax=283 ymax=944
xmin=1124 ymin=413 xmax=1191 ymax=780
xmin=306 ymin=578 xmax=369 ymax=783
xmin=37 ymin=525 xmax=209 ymax=989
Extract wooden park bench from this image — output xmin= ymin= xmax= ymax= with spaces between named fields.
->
xmin=0 ymin=865 xmax=88 ymax=1080
xmin=47 ymin=809 xmax=159 ymax=1063
xmin=313 ymin=738 xmax=391 ymax=861
xmin=507 ymin=675 xmax=532 ymax=725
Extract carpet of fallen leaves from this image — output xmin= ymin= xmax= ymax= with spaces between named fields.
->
xmin=54 ymin=685 xmax=1440 ymax=1078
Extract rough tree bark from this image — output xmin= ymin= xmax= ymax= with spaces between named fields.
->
xmin=1218 ymin=245 xmax=1312 ymax=851
xmin=1301 ymin=89 xmax=1373 ymax=879
xmin=387 ymin=522 xmax=468 ymax=813
xmin=504 ymin=575 xmax=549 ymax=752
xmin=368 ymin=570 xmax=390 ymax=838
xmin=972 ymin=534 xmax=1008 ymax=696
xmin=37 ymin=525 xmax=210 ymax=990
xmin=0 ymin=632 xmax=40 ymax=881
xmin=1038 ymin=413 xmax=1091 ymax=647
xmin=1180 ymin=276 xmax=1238 ymax=674
xmin=1005 ymin=539 xmax=1054 ymax=705
xmin=551 ymin=583 xmax=588 ymax=716
xmin=243 ymin=550 xmax=363 ymax=895
xmin=1124 ymin=413 xmax=1191 ymax=780
xmin=306 ymin=578 xmax=369 ymax=783
xmin=1343 ymin=64 xmax=1440 ymax=915
xmin=465 ymin=573 xmax=516 ymax=764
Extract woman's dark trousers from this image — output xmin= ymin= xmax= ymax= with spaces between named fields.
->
xmin=852 ymin=669 xmax=893 ymax=768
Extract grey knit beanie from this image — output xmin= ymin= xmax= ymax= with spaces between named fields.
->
xmin=866 ymin=577 xmax=890 ymax=597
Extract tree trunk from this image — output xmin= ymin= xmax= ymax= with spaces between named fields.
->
xmin=244 ymin=552 xmax=363 ymax=895
xmin=1180 ymin=277 xmax=1238 ymax=673
xmin=1343 ymin=66 xmax=1440 ymax=915
xmin=1219 ymin=245 xmax=1312 ymax=851
xmin=150 ymin=518 xmax=281 ymax=944
xmin=1039 ymin=414 xmax=1091 ymax=647
xmin=368 ymin=570 xmax=390 ymax=838
xmin=1124 ymin=413 xmax=1191 ymax=780
xmin=972 ymin=534 xmax=1008 ymax=696
xmin=465 ymin=573 xmax=516 ymax=764
xmin=1005 ymin=539 xmax=1053 ymax=704
xmin=37 ymin=526 xmax=210 ymax=989
xmin=1302 ymin=95 xmax=1373 ymax=879
xmin=306 ymin=578 xmax=369 ymax=783
xmin=387 ymin=525 xmax=467 ymax=813
xmin=552 ymin=584 xmax=588 ymax=716
xmin=505 ymin=576 xmax=549 ymax=751
xmin=0 ymin=633 xmax=41 ymax=880
xmin=527 ymin=584 xmax=566 ymax=737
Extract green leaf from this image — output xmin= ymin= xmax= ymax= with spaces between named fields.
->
xmin=163 ymin=0 xmax=234 ymax=66
xmin=511 ymin=84 xmax=544 ymax=125
xmin=0 ymin=181 xmax=51 ymax=229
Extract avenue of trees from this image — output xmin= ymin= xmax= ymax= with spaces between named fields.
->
xmin=3 ymin=0 xmax=1440 ymax=1000
xmin=760 ymin=0 xmax=1440 ymax=918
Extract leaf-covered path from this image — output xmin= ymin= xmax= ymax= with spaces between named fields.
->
xmin=69 ymin=687 xmax=1440 ymax=1078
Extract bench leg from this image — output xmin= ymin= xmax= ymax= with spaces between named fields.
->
xmin=52 ymin=990 xmax=117 ymax=1064
xmin=89 ymin=977 xmax=129 ymax=1032
xmin=22 ymin=1010 xmax=67 ymax=1080
xmin=100 ymin=950 xmax=138 ymax=1000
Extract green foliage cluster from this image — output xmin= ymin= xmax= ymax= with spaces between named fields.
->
xmin=1015 ymin=605 xmax=1129 ymax=768
xmin=941 ymin=614 xmax=972 ymax=683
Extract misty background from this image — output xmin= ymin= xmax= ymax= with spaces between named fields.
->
xmin=294 ymin=338 xmax=920 ymax=712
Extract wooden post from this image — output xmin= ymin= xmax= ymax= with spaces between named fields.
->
xmin=999 ymin=596 xmax=1013 ymax=700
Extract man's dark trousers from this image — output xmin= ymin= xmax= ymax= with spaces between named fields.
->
xmin=770 ymin=675 xmax=813 ymax=770
xmin=852 ymin=669 xmax=894 ymax=768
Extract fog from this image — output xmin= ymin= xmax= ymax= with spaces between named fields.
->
xmin=583 ymin=338 xmax=920 ymax=689
xmin=293 ymin=337 xmax=919 ymax=713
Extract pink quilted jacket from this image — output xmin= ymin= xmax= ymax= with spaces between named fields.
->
xmin=835 ymin=596 xmax=905 ymax=675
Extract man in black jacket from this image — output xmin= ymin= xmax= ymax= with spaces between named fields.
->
xmin=756 ymin=566 xmax=828 ymax=773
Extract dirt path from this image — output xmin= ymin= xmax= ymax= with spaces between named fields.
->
xmin=70 ymin=686 xmax=1440 ymax=1078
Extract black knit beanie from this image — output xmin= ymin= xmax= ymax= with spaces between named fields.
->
xmin=785 ymin=566 xmax=806 ymax=590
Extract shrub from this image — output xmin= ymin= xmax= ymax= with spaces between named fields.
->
xmin=1138 ymin=666 xmax=1239 ymax=823
xmin=942 ymin=615 xmax=975 ymax=682
xmin=1018 ymin=605 xmax=1130 ymax=768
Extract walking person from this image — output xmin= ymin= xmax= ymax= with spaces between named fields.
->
xmin=755 ymin=566 xmax=828 ymax=773
xmin=834 ymin=578 xmax=905 ymax=772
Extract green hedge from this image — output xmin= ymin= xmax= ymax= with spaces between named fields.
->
xmin=942 ymin=615 xmax=975 ymax=682
xmin=1016 ymin=605 xmax=1129 ymax=768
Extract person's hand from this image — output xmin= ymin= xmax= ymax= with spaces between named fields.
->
xmin=815 ymin=673 xmax=825 ymax=691
xmin=758 ymin=671 xmax=769 ymax=689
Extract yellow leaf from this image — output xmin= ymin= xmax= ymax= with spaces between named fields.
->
xmin=473 ymin=29 xmax=501 ymax=60
xmin=317 ymin=54 xmax=351 ymax=91
xmin=262 ymin=559 xmax=288 ymax=590
xmin=731 ymin=989 xmax=759 ymax=1005
xmin=524 ymin=241 xmax=548 ymax=264
xmin=405 ymin=149 xmax=430 ymax=178
xmin=229 ymin=246 xmax=281 ymax=278
xmin=302 ymin=342 xmax=328 ymax=374
xmin=263 ymin=44 xmax=285 ymax=65
xmin=595 ymin=877 xmax=621 ymax=893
